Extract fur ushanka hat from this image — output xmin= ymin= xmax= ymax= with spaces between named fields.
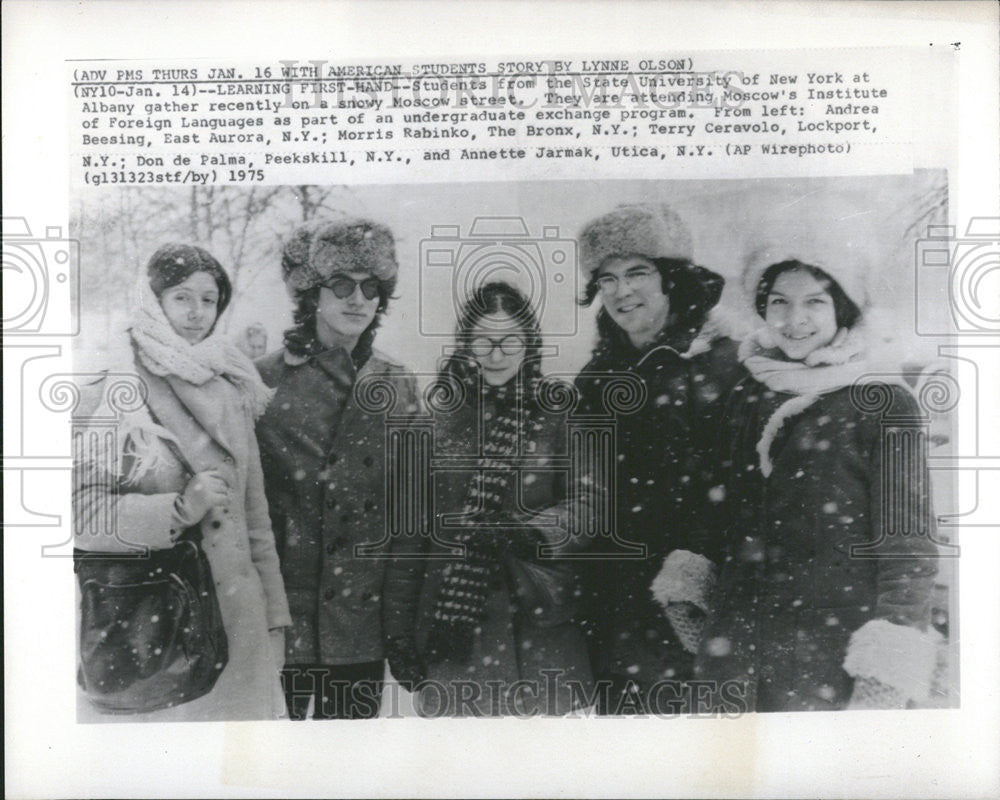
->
xmin=579 ymin=203 xmax=695 ymax=280
xmin=281 ymin=217 xmax=398 ymax=294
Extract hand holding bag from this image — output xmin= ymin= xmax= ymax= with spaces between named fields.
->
xmin=75 ymin=420 xmax=229 ymax=714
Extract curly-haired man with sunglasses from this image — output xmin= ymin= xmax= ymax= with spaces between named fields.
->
xmin=255 ymin=218 xmax=419 ymax=719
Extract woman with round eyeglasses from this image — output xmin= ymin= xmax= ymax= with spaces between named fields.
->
xmin=382 ymin=281 xmax=594 ymax=716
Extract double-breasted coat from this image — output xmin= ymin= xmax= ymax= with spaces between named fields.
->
xmin=255 ymin=346 xmax=420 ymax=666
xmin=74 ymin=356 xmax=292 ymax=721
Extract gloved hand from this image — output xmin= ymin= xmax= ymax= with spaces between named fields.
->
xmin=385 ymin=636 xmax=427 ymax=690
xmin=174 ymin=469 xmax=230 ymax=527
xmin=665 ymin=601 xmax=708 ymax=654
xmin=847 ymin=676 xmax=908 ymax=710
xmin=269 ymin=627 xmax=286 ymax=671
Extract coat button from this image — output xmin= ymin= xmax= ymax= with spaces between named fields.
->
xmin=324 ymin=588 xmax=336 ymax=601
xmin=326 ymin=542 xmax=337 ymax=555
xmin=326 ymin=498 xmax=338 ymax=510
xmin=328 ymin=453 xmax=339 ymax=465
xmin=223 ymin=455 xmax=234 ymax=464
xmin=363 ymin=456 xmax=373 ymax=467
xmin=363 ymin=500 xmax=375 ymax=512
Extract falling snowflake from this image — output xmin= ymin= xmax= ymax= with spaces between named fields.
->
xmin=705 ymin=637 xmax=731 ymax=657
xmin=817 ymin=685 xmax=836 ymax=701
xmin=822 ymin=502 xmax=838 ymax=514
xmin=707 ymin=485 xmax=726 ymax=503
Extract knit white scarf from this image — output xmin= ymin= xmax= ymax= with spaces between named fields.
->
xmin=128 ymin=278 xmax=274 ymax=418
xmin=739 ymin=323 xmax=900 ymax=477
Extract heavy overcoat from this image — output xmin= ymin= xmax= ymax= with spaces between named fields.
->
xmin=695 ymin=379 xmax=939 ymax=712
xmin=74 ymin=357 xmax=291 ymax=721
xmin=381 ymin=387 xmax=594 ymax=715
xmin=573 ymin=327 xmax=742 ymax=705
xmin=255 ymin=346 xmax=419 ymax=665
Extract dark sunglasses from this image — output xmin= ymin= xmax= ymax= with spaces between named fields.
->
xmin=323 ymin=275 xmax=380 ymax=301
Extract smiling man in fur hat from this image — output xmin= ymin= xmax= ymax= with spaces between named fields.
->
xmin=570 ymin=203 xmax=744 ymax=715
xmin=255 ymin=218 xmax=419 ymax=719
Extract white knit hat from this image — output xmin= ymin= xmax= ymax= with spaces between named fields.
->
xmin=742 ymin=232 xmax=870 ymax=315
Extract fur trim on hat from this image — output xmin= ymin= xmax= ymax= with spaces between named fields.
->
xmin=283 ymin=218 xmax=398 ymax=292
xmin=579 ymin=203 xmax=694 ymax=279
xmin=742 ymin=239 xmax=869 ymax=313
xmin=651 ymin=549 xmax=717 ymax=614
xmin=843 ymin=619 xmax=942 ymax=703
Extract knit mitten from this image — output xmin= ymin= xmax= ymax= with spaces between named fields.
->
xmin=664 ymin=601 xmax=708 ymax=654
xmin=847 ymin=676 xmax=908 ymax=710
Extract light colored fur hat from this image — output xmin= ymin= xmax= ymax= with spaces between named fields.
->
xmin=282 ymin=217 xmax=398 ymax=293
xmin=742 ymin=233 xmax=870 ymax=315
xmin=579 ymin=203 xmax=694 ymax=280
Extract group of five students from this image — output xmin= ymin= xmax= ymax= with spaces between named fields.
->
xmin=74 ymin=202 xmax=940 ymax=720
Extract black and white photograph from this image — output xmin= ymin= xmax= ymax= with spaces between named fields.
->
xmin=68 ymin=176 xmax=958 ymax=720
xmin=3 ymin=2 xmax=998 ymax=798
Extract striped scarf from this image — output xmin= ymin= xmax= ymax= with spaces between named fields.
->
xmin=425 ymin=378 xmax=543 ymax=664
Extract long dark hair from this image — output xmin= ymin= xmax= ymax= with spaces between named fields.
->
xmin=580 ymin=257 xmax=724 ymax=365
xmin=754 ymin=260 xmax=861 ymax=330
xmin=282 ymin=273 xmax=397 ymax=366
xmin=436 ymin=281 xmax=544 ymax=403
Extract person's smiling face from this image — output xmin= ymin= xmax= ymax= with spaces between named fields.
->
xmin=595 ymin=256 xmax=670 ymax=347
xmin=159 ymin=271 xmax=220 ymax=344
xmin=764 ymin=268 xmax=839 ymax=361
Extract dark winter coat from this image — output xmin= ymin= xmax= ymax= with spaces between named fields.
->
xmin=695 ymin=378 xmax=939 ymax=712
xmin=573 ymin=322 xmax=743 ymax=703
xmin=255 ymin=346 xmax=419 ymax=666
xmin=381 ymin=387 xmax=594 ymax=715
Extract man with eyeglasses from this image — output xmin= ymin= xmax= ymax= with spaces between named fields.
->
xmin=255 ymin=218 xmax=419 ymax=719
xmin=569 ymin=203 xmax=743 ymax=715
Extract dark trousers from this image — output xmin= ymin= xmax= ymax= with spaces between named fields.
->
xmin=281 ymin=661 xmax=384 ymax=719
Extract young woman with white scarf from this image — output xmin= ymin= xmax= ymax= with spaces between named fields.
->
xmin=74 ymin=244 xmax=290 ymax=721
xmin=679 ymin=243 xmax=941 ymax=712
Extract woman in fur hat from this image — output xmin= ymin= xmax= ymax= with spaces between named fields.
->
xmin=690 ymin=248 xmax=940 ymax=712
xmin=255 ymin=218 xmax=419 ymax=719
xmin=381 ymin=282 xmax=593 ymax=715
xmin=570 ymin=203 xmax=743 ymax=715
xmin=74 ymin=244 xmax=291 ymax=721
